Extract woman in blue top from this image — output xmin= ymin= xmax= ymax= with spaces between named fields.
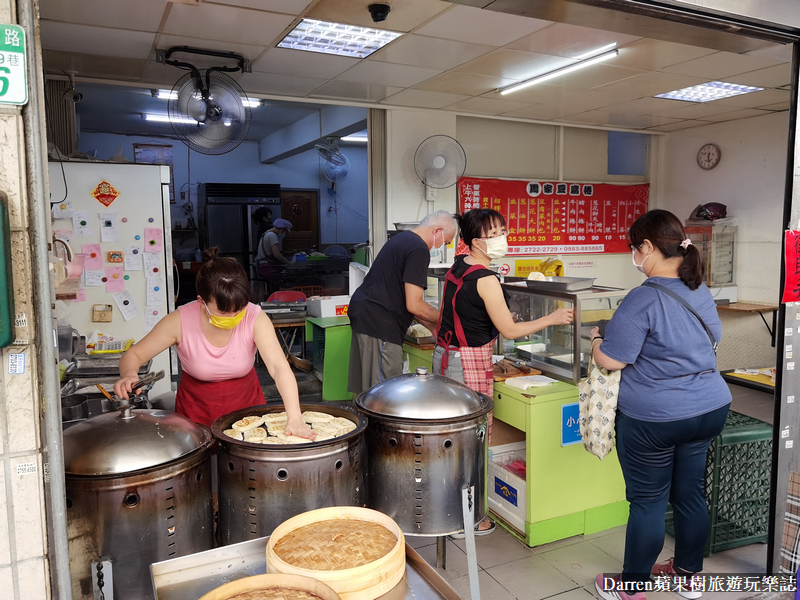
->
xmin=592 ymin=210 xmax=731 ymax=600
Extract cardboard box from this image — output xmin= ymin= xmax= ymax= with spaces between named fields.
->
xmin=488 ymin=441 xmax=527 ymax=533
xmin=307 ymin=295 xmax=350 ymax=318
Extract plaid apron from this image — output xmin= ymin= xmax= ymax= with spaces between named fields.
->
xmin=435 ymin=263 xmax=495 ymax=443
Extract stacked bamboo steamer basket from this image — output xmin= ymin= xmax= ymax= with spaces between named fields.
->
xmin=266 ymin=507 xmax=406 ymax=600
xmin=200 ymin=574 xmax=342 ymax=600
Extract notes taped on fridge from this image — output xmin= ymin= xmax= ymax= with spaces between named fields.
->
xmin=98 ymin=212 xmax=119 ymax=243
xmin=124 ymin=246 xmax=142 ymax=271
xmin=84 ymin=270 xmax=104 ymax=287
xmin=144 ymin=228 xmax=163 ymax=253
xmin=146 ymin=277 xmax=163 ymax=307
xmin=112 ymin=291 xmax=140 ymax=322
xmin=82 ymin=244 xmax=102 ymax=270
xmin=92 ymin=304 xmax=113 ymax=323
xmin=144 ymin=309 xmax=164 ymax=333
xmin=105 ymin=266 xmax=125 ymax=292
xmin=72 ymin=211 xmax=93 ymax=237
xmin=52 ymin=200 xmax=73 ymax=219
xmin=143 ymin=252 xmax=162 ymax=277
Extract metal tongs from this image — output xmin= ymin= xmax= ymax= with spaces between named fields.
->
xmin=95 ymin=370 xmax=166 ymax=417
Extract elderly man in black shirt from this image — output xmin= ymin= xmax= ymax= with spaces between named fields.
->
xmin=348 ymin=211 xmax=457 ymax=394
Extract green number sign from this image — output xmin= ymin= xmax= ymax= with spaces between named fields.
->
xmin=0 ymin=25 xmax=26 ymax=106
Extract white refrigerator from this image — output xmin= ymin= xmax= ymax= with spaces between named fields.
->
xmin=49 ymin=161 xmax=175 ymax=401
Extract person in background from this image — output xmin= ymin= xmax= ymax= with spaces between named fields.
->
xmin=591 ymin=210 xmax=731 ymax=600
xmin=253 ymin=207 xmax=273 ymax=242
xmin=256 ymin=218 xmax=292 ymax=269
xmin=348 ymin=211 xmax=457 ymax=395
xmin=433 ymin=208 xmax=574 ymax=536
xmin=114 ymin=248 xmax=314 ymax=438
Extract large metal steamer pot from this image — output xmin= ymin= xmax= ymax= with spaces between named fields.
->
xmin=212 ymin=402 xmax=366 ymax=545
xmin=355 ymin=368 xmax=493 ymax=536
xmin=63 ymin=407 xmax=214 ymax=600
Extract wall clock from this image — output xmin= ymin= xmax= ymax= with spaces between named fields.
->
xmin=697 ymin=143 xmax=721 ymax=170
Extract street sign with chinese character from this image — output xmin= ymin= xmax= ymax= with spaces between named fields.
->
xmin=0 ymin=24 xmax=27 ymax=106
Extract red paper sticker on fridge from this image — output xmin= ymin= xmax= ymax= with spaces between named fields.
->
xmin=105 ymin=266 xmax=125 ymax=292
xmin=144 ymin=228 xmax=163 ymax=252
xmin=91 ymin=180 xmax=120 ymax=207
xmin=82 ymin=244 xmax=103 ymax=270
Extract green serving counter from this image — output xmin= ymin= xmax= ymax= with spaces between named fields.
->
xmin=306 ymin=316 xmax=353 ymax=401
xmin=401 ymin=342 xmax=627 ymax=547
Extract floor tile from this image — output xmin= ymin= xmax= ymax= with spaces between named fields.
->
xmin=406 ymin=534 xmax=437 ymax=550
xmin=546 ymin=586 xmax=597 ymax=600
xmin=487 ymin=555 xmax=580 ymax=600
xmin=448 ymin=570 xmax=517 ymax=599
xmin=589 ymin=529 xmax=673 ymax=565
xmin=532 ymin=534 xmax=586 ymax=555
xmin=701 ymin=542 xmax=768 ymax=574
xmin=539 ymin=540 xmax=624 ymax=588
xmin=415 ymin=538 xmax=483 ymax=581
xmin=450 ymin=527 xmax=533 ymax=569
xmin=584 ymin=525 xmax=626 ymax=541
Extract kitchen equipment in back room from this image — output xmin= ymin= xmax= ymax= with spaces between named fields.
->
xmin=355 ymin=368 xmax=493 ymax=537
xmin=63 ymin=403 xmax=214 ymax=600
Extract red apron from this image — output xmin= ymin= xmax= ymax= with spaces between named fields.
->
xmin=175 ymin=367 xmax=265 ymax=427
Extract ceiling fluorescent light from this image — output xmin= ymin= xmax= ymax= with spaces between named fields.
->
xmin=655 ymin=81 xmax=764 ymax=102
xmin=574 ymin=42 xmax=617 ymax=61
xmin=143 ymin=114 xmax=199 ymax=125
xmin=499 ymin=49 xmax=619 ymax=96
xmin=278 ymin=18 xmax=402 ymax=59
xmin=341 ymin=135 xmax=368 ymax=143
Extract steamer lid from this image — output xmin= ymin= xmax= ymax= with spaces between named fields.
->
xmin=63 ymin=409 xmax=212 ymax=475
xmin=355 ymin=368 xmax=489 ymax=419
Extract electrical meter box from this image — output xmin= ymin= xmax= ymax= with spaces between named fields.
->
xmin=685 ymin=225 xmax=736 ymax=287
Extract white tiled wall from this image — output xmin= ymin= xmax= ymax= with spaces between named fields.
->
xmin=0 ymin=5 xmax=52 ymax=596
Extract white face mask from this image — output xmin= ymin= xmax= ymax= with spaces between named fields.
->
xmin=482 ymin=235 xmax=508 ymax=260
xmin=631 ymin=247 xmax=648 ymax=274
xmin=429 ymin=230 xmax=444 ymax=258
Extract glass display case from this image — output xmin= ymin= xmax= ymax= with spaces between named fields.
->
xmin=500 ymin=279 xmax=630 ymax=384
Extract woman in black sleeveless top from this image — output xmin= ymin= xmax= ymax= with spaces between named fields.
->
xmin=433 ymin=209 xmax=574 ymax=535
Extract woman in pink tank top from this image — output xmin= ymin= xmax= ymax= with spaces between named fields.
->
xmin=112 ymin=248 xmax=314 ymax=438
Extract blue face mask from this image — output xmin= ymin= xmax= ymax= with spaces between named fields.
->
xmin=429 ymin=230 xmax=444 ymax=258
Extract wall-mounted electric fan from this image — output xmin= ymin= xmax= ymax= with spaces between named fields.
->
xmin=162 ymin=46 xmax=252 ymax=155
xmin=413 ymin=134 xmax=467 ymax=209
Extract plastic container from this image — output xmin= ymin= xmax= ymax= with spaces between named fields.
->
xmin=665 ymin=411 xmax=772 ymax=556
xmin=488 ymin=442 xmax=527 ymax=533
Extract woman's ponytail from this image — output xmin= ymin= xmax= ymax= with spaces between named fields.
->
xmin=677 ymin=243 xmax=704 ymax=291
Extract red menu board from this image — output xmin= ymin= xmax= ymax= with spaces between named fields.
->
xmin=458 ymin=177 xmax=650 ymax=254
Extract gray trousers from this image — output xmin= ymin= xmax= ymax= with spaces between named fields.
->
xmin=348 ymin=332 xmax=403 ymax=395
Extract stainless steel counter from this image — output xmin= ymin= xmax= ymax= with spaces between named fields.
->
xmin=151 ymin=536 xmax=461 ymax=600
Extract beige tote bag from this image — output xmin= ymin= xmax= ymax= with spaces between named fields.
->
xmin=578 ymin=354 xmax=621 ymax=460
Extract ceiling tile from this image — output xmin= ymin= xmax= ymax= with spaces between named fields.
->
xmin=40 ymin=21 xmax=156 ymax=60
xmin=413 ymin=71 xmax=516 ymax=96
xmin=253 ymin=48 xmax=359 ymax=79
xmin=698 ymin=108 xmax=773 ymax=123
xmin=759 ymin=101 xmax=791 ymax=111
xmin=155 ymin=34 xmax=267 ymax=61
xmin=604 ymin=114 xmax=682 ymax=129
xmin=40 ymin=0 xmax=167 ymax=31
xmin=608 ymin=96 xmax=691 ymax=116
xmin=648 ymin=120 xmax=711 ymax=132
xmin=442 ymin=96 xmax=530 ymax=115
xmin=310 ymin=80 xmax=402 ymax=102
xmin=594 ymin=72 xmax=709 ymax=99
xmin=725 ymin=64 xmax=792 ymax=88
xmin=553 ymin=111 xmax=609 ymax=126
xmin=381 ymin=89 xmax=469 ymax=109
xmin=454 ymin=49 xmax=573 ymax=81
xmin=306 ymin=0 xmax=451 ymax=33
xmin=709 ymin=88 xmax=791 ymax=109
xmin=44 ymin=50 xmax=147 ymax=81
xmin=237 ymin=71 xmax=329 ymax=96
xmin=335 ymin=61 xmax=441 ymax=87
xmin=206 ymin=0 xmax=312 ymax=14
xmin=500 ymin=104 xmax=569 ymax=121
xmin=744 ymin=43 xmax=794 ymax=63
xmin=369 ymin=35 xmax=494 ymax=71
xmin=507 ymin=22 xmax=640 ymax=58
xmin=415 ymin=4 xmax=551 ymax=47
xmin=662 ymin=51 xmax=782 ymax=79
xmin=164 ymin=4 xmax=295 ymax=47
xmin=612 ymin=39 xmax=717 ymax=71
xmin=644 ymin=101 xmax=746 ymax=120
xmin=140 ymin=60 xmax=189 ymax=86
xmin=490 ymin=83 xmax=578 ymax=105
